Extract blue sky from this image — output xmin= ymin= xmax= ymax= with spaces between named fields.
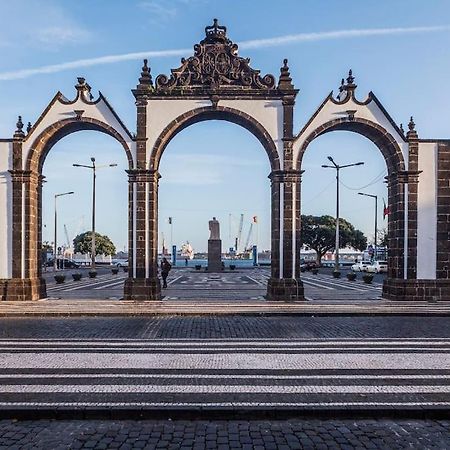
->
xmin=1 ymin=1 xmax=449 ymax=253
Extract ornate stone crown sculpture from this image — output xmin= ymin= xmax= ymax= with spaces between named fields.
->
xmin=155 ymin=19 xmax=276 ymax=92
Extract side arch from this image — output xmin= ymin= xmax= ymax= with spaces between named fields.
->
xmin=294 ymin=116 xmax=408 ymax=284
xmin=26 ymin=117 xmax=134 ymax=172
xmin=21 ymin=117 xmax=134 ymax=299
xmin=295 ymin=117 xmax=405 ymax=174
xmin=149 ymin=106 xmax=280 ymax=172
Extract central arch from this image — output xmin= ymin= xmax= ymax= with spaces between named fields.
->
xmin=146 ymin=106 xmax=280 ymax=300
xmin=149 ymin=106 xmax=280 ymax=172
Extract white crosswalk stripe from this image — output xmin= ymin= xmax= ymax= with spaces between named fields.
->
xmin=0 ymin=338 xmax=448 ymax=410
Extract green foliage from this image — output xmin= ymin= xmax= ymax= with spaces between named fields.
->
xmin=301 ymin=215 xmax=367 ymax=264
xmin=73 ymin=232 xmax=116 ymax=256
xmin=377 ymin=228 xmax=388 ymax=247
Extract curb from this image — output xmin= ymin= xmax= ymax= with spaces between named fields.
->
xmin=0 ymin=407 xmax=449 ymax=421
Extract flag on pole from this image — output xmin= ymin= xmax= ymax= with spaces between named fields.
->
xmin=253 ymin=215 xmax=258 ymax=223
xmin=383 ymin=199 xmax=389 ymax=220
xmin=168 ymin=217 xmax=172 ymax=225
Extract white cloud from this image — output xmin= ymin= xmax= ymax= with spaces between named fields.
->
xmin=0 ymin=1 xmax=92 ymax=52
xmin=138 ymin=1 xmax=178 ymax=22
xmin=33 ymin=26 xmax=92 ymax=47
xmin=0 ymin=24 xmax=449 ymax=80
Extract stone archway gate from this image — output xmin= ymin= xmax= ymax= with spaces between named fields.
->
xmin=0 ymin=20 xmax=449 ymax=302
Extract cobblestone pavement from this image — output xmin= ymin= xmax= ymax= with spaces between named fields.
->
xmin=45 ymin=267 xmax=384 ymax=301
xmin=0 ymin=418 xmax=449 ymax=449
xmin=0 ymin=316 xmax=449 ymax=412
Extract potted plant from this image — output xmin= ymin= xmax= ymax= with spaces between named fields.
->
xmin=72 ymin=273 xmax=82 ymax=281
xmin=332 ymin=270 xmax=341 ymax=278
xmin=230 ymin=264 xmax=236 ymax=270
xmin=195 ymin=264 xmax=202 ymax=271
xmin=346 ymin=272 xmax=357 ymax=281
xmin=112 ymin=267 xmax=119 ymax=275
xmin=311 ymin=268 xmax=319 ymax=275
xmin=88 ymin=270 xmax=97 ymax=278
xmin=363 ymin=273 xmax=373 ymax=284
xmin=54 ymin=274 xmax=66 ymax=284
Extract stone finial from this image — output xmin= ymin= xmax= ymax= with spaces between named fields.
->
xmin=337 ymin=78 xmax=345 ymax=101
xmin=26 ymin=122 xmax=32 ymax=134
xmin=400 ymin=123 xmax=404 ymax=134
xmin=138 ymin=59 xmax=153 ymax=88
xmin=407 ymin=116 xmax=418 ymax=140
xmin=75 ymin=77 xmax=93 ymax=99
xmin=278 ymin=58 xmax=294 ymax=90
xmin=14 ymin=115 xmax=25 ymax=138
xmin=346 ymin=69 xmax=355 ymax=85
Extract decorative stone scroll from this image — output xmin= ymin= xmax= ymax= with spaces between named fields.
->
xmin=155 ymin=19 xmax=276 ymax=92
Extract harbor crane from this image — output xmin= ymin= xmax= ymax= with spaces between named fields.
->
xmin=235 ymin=213 xmax=244 ymax=252
xmin=244 ymin=222 xmax=254 ymax=251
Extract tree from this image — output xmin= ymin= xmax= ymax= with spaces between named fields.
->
xmin=301 ymin=215 xmax=367 ymax=264
xmin=377 ymin=228 xmax=388 ymax=247
xmin=73 ymin=232 xmax=116 ymax=256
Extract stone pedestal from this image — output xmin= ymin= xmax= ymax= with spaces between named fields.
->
xmin=382 ymin=278 xmax=450 ymax=301
xmin=266 ymin=277 xmax=305 ymax=302
xmin=208 ymin=239 xmax=222 ymax=272
xmin=1 ymin=278 xmax=47 ymax=301
xmin=124 ymin=277 xmax=161 ymax=301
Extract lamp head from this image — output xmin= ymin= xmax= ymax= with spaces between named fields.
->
xmin=91 ymin=157 xmax=95 ymax=163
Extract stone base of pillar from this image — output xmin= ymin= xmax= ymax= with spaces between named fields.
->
xmin=207 ymin=239 xmax=222 ymax=272
xmin=0 ymin=278 xmax=47 ymax=301
xmin=266 ymin=277 xmax=305 ymax=301
xmin=383 ymin=278 xmax=450 ymax=301
xmin=124 ymin=277 xmax=161 ymax=301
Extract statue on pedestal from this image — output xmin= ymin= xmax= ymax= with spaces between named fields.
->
xmin=208 ymin=217 xmax=222 ymax=272
xmin=209 ymin=217 xmax=220 ymax=240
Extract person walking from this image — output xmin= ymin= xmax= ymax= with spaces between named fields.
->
xmin=160 ymin=257 xmax=172 ymax=288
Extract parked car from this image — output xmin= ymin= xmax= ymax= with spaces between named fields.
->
xmin=114 ymin=259 xmax=129 ymax=268
xmin=351 ymin=261 xmax=371 ymax=272
xmin=46 ymin=258 xmax=80 ymax=269
xmin=366 ymin=260 xmax=388 ymax=274
xmin=300 ymin=260 xmax=319 ymax=272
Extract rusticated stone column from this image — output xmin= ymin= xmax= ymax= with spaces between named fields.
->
xmin=124 ymin=169 xmax=161 ymax=300
xmin=5 ymin=170 xmax=46 ymax=301
xmin=383 ymin=170 xmax=421 ymax=300
xmin=266 ymin=170 xmax=305 ymax=301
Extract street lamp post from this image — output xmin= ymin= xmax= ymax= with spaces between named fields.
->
xmin=54 ymin=191 xmax=74 ymax=271
xmin=358 ymin=192 xmax=378 ymax=261
xmin=322 ymin=157 xmax=364 ymax=272
xmin=73 ymin=158 xmax=117 ymax=270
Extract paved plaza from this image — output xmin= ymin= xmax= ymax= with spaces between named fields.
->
xmin=0 ymin=315 xmax=449 ymax=447
xmin=0 ymin=418 xmax=449 ymax=449
xmin=42 ymin=267 xmax=384 ymax=302
xmin=1 ymin=276 xmax=449 ymax=448
xmin=0 ymin=316 xmax=449 ymax=414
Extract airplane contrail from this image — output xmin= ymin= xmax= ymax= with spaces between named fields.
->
xmin=0 ymin=25 xmax=448 ymax=81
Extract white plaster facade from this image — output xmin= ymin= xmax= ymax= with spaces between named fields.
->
xmin=22 ymin=90 xmax=136 ymax=169
xmin=417 ymin=142 xmax=438 ymax=279
xmin=146 ymin=99 xmax=284 ymax=168
xmin=0 ymin=141 xmax=12 ymax=278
